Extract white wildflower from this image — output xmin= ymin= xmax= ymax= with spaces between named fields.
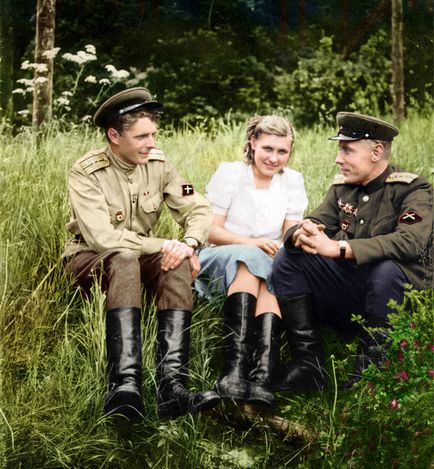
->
xmin=17 ymin=78 xmax=34 ymax=87
xmin=17 ymin=110 xmax=30 ymax=116
xmin=21 ymin=60 xmax=33 ymax=70
xmin=105 ymin=64 xmax=129 ymax=79
xmin=12 ymin=88 xmax=26 ymax=95
xmin=42 ymin=47 xmax=61 ymax=59
xmin=84 ymin=44 xmax=96 ymax=55
xmin=61 ymin=91 xmax=73 ymax=96
xmin=99 ymin=78 xmax=111 ymax=85
xmin=56 ymin=96 xmax=70 ymax=106
xmin=85 ymin=75 xmax=97 ymax=84
xmin=82 ymin=115 xmax=92 ymax=121
xmin=76 ymin=50 xmax=97 ymax=63
xmin=35 ymin=63 xmax=48 ymax=73
xmin=34 ymin=76 xmax=48 ymax=84
xmin=62 ymin=51 xmax=96 ymax=65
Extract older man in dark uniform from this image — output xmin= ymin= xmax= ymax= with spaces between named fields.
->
xmin=272 ymin=112 xmax=432 ymax=391
xmin=63 ymin=87 xmax=220 ymax=419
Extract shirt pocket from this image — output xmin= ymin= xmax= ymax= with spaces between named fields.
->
xmin=141 ymin=193 xmax=163 ymax=213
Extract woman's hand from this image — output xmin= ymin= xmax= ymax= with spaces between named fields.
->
xmin=249 ymin=237 xmax=280 ymax=257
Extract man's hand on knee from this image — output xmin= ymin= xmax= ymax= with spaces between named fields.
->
xmin=161 ymin=239 xmax=194 ymax=271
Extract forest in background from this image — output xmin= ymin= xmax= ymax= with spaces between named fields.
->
xmin=0 ymin=0 xmax=433 ymax=128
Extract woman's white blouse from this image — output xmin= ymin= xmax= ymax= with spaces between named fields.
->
xmin=206 ymin=161 xmax=308 ymax=242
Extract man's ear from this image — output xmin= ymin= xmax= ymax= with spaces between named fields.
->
xmin=371 ymin=143 xmax=384 ymax=162
xmin=107 ymin=127 xmax=120 ymax=145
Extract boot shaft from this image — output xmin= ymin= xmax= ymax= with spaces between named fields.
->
xmin=106 ymin=307 xmax=142 ymax=386
xmin=249 ymin=312 xmax=282 ymax=385
xmin=221 ymin=292 xmax=256 ymax=373
xmin=156 ymin=309 xmax=192 ymax=388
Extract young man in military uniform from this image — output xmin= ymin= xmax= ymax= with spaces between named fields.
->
xmin=272 ymin=111 xmax=432 ymax=391
xmin=62 ymin=87 xmax=220 ymax=419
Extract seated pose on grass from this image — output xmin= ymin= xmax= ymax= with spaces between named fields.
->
xmin=272 ymin=112 xmax=432 ymax=392
xmin=62 ymin=87 xmax=220 ymax=420
xmin=194 ymin=115 xmax=308 ymax=408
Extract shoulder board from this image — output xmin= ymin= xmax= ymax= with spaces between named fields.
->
xmin=332 ymin=174 xmax=346 ymax=185
xmin=385 ymin=172 xmax=418 ymax=184
xmin=79 ymin=149 xmax=110 ymax=175
xmin=148 ymin=148 xmax=166 ymax=161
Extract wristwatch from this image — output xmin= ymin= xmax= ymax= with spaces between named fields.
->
xmin=338 ymin=240 xmax=348 ymax=259
xmin=183 ymin=237 xmax=200 ymax=250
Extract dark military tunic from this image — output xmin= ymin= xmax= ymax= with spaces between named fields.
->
xmin=284 ymin=165 xmax=433 ymax=290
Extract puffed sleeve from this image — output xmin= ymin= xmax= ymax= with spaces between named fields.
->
xmin=283 ymin=170 xmax=309 ymax=220
xmin=205 ymin=162 xmax=242 ymax=215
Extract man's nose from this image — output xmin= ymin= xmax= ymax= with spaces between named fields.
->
xmin=335 ymin=151 xmax=344 ymax=164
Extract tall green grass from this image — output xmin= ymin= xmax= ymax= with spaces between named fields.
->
xmin=0 ymin=114 xmax=433 ymax=468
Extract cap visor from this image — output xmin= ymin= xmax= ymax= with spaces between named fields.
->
xmin=328 ymin=134 xmax=361 ymax=141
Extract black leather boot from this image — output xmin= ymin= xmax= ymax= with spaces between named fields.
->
xmin=273 ymin=295 xmax=327 ymax=392
xmin=215 ymin=292 xmax=256 ymax=401
xmin=103 ymin=307 xmax=145 ymax=419
xmin=344 ymin=314 xmax=389 ymax=389
xmin=246 ymin=313 xmax=282 ymax=408
xmin=156 ymin=309 xmax=220 ymax=419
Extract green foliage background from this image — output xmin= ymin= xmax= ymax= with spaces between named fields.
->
xmin=3 ymin=0 xmax=433 ymax=128
xmin=0 ymin=113 xmax=433 ymax=467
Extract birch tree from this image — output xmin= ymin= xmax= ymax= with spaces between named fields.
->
xmin=32 ymin=0 xmax=56 ymax=128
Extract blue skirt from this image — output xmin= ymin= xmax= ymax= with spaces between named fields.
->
xmin=194 ymin=244 xmax=275 ymax=300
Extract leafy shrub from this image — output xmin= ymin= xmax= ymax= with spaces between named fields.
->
xmin=274 ymin=32 xmax=392 ymax=126
xmin=339 ymin=289 xmax=434 ymax=467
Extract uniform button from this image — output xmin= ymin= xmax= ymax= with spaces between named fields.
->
xmin=359 ymin=219 xmax=365 ymax=225
xmin=362 ymin=195 xmax=369 ymax=202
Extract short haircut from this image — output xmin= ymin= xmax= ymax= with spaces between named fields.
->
xmin=105 ymin=111 xmax=160 ymax=141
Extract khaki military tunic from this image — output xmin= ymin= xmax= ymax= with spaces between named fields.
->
xmin=63 ymin=146 xmax=212 ymax=258
xmin=284 ymin=166 xmax=432 ymax=290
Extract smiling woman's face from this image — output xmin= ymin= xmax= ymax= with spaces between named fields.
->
xmin=250 ymin=133 xmax=292 ymax=179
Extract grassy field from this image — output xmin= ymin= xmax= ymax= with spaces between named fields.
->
xmin=0 ymin=113 xmax=433 ymax=468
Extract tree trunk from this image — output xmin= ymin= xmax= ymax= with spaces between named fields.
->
xmin=299 ymin=0 xmax=306 ymax=47
xmin=391 ymin=0 xmax=405 ymax=122
xmin=0 ymin=0 xmax=14 ymax=117
xmin=152 ymin=0 xmax=160 ymax=21
xmin=343 ymin=0 xmax=390 ymax=58
xmin=32 ymin=0 xmax=56 ymax=128
xmin=279 ymin=0 xmax=288 ymax=41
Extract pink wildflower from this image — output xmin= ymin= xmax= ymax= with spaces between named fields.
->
xmin=410 ymin=322 xmax=416 ymax=330
xmin=413 ymin=340 xmax=421 ymax=350
xmin=394 ymin=369 xmax=409 ymax=381
xmin=429 ymin=344 xmax=434 ymax=352
xmin=428 ymin=369 xmax=434 ymax=379
xmin=399 ymin=340 xmax=408 ymax=350
xmin=389 ymin=399 xmax=400 ymax=410
xmin=397 ymin=351 xmax=405 ymax=362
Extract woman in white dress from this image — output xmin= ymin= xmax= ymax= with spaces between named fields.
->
xmin=194 ymin=115 xmax=308 ymax=408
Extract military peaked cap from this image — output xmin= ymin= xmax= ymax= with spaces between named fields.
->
xmin=93 ymin=87 xmax=164 ymax=128
xmin=328 ymin=112 xmax=399 ymax=142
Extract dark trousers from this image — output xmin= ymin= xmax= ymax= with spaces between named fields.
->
xmin=272 ymin=248 xmax=408 ymax=332
xmin=65 ymin=250 xmax=193 ymax=311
